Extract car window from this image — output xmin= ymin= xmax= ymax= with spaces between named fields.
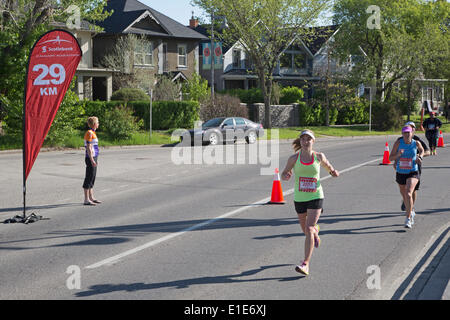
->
xmin=223 ymin=118 xmax=234 ymax=126
xmin=203 ymin=118 xmax=225 ymax=128
xmin=235 ymin=118 xmax=246 ymax=125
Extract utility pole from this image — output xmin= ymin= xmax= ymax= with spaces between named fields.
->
xmin=210 ymin=11 xmax=215 ymax=103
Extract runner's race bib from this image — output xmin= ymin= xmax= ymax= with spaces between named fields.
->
xmin=428 ymin=123 xmax=435 ymax=129
xmin=399 ymin=158 xmax=413 ymax=170
xmin=299 ymin=177 xmax=317 ymax=192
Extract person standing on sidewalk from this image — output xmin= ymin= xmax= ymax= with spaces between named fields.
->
xmin=281 ymin=129 xmax=339 ymax=275
xmin=390 ymin=126 xmax=425 ymax=228
xmin=83 ymin=116 xmax=102 ymax=206
xmin=422 ymin=112 xmax=442 ymax=155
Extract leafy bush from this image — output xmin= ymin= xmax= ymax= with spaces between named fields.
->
xmin=148 ymin=101 xmax=200 ymax=130
xmin=153 ymin=75 xmax=181 ymax=101
xmin=372 ymin=101 xmax=403 ymax=131
xmin=46 ymin=89 xmax=84 ymax=145
xmin=200 ymin=94 xmax=248 ymax=121
xmin=102 ymin=106 xmax=141 ymax=140
xmin=223 ymin=88 xmax=264 ymax=104
xmin=182 ymin=72 xmax=210 ymax=103
xmin=111 ymin=88 xmax=150 ymax=102
xmin=80 ymin=100 xmax=124 ymax=131
xmin=336 ymin=101 xmax=369 ymax=125
xmin=319 ymin=106 xmax=338 ymax=125
xmin=280 ymin=86 xmax=304 ymax=105
xmin=298 ymin=102 xmax=317 ymax=126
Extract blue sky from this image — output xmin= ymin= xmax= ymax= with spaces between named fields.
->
xmin=140 ymin=0 xmax=333 ymax=26
xmin=140 ymin=0 xmax=206 ymax=26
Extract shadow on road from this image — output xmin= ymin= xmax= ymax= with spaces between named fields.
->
xmin=0 ymin=210 xmax=417 ymax=250
xmin=75 ymin=264 xmax=303 ymax=298
xmin=0 ymin=203 xmax=80 ymax=215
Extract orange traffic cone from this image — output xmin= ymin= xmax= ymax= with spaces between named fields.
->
xmin=380 ymin=142 xmax=391 ymax=165
xmin=437 ymin=130 xmax=445 ymax=147
xmin=268 ymin=168 xmax=285 ymax=204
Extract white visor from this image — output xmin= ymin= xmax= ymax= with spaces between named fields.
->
xmin=300 ymin=130 xmax=315 ymax=140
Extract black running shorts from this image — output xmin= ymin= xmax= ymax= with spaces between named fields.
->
xmin=396 ymin=171 xmax=420 ymax=185
xmin=294 ymin=199 xmax=324 ymax=214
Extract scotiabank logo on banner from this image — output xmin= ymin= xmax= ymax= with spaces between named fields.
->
xmin=24 ymin=30 xmax=82 ymax=179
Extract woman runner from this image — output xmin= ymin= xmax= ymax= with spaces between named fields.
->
xmin=390 ymin=126 xmax=424 ymax=228
xmin=281 ymin=130 xmax=339 ymax=275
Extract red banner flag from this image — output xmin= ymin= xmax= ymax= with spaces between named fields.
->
xmin=24 ymin=29 xmax=82 ymax=179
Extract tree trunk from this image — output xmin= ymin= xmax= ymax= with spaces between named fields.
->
xmin=406 ymin=79 xmax=413 ymax=121
xmin=260 ymin=73 xmax=272 ymax=129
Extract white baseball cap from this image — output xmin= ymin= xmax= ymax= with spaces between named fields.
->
xmin=405 ymin=121 xmax=416 ymax=128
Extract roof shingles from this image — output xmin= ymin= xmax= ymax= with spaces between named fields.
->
xmin=100 ymin=0 xmax=207 ymax=40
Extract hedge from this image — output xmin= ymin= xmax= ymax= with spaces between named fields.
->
xmin=80 ymin=100 xmax=200 ymax=130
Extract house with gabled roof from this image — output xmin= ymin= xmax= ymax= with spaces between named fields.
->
xmin=189 ymin=21 xmax=340 ymax=94
xmin=93 ymin=0 xmax=208 ymax=92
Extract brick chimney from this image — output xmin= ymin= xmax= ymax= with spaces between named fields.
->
xmin=189 ymin=11 xmax=198 ymax=28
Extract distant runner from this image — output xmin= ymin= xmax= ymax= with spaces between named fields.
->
xmin=422 ymin=112 xmax=442 ymax=155
xmin=390 ymin=126 xmax=425 ymax=228
xmin=281 ymin=129 xmax=339 ymax=275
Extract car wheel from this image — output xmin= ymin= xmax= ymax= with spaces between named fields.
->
xmin=208 ymin=132 xmax=219 ymax=145
xmin=246 ymin=131 xmax=257 ymax=144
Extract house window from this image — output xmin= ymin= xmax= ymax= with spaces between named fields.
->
xmin=233 ymin=49 xmax=241 ymax=68
xmin=280 ymin=52 xmax=305 ymax=69
xmin=280 ymin=53 xmax=291 ymax=69
xmin=134 ymin=41 xmax=153 ymax=66
xmin=178 ymin=44 xmax=187 ymax=67
xmin=294 ymin=54 xmax=305 ymax=69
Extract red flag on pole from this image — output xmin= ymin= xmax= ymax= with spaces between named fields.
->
xmin=15 ymin=29 xmax=82 ymax=222
xmin=24 ymin=29 xmax=82 ymax=179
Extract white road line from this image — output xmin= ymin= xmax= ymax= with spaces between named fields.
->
xmin=85 ymin=157 xmax=381 ymax=269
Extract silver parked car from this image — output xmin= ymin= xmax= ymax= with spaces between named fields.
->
xmin=181 ymin=117 xmax=264 ymax=145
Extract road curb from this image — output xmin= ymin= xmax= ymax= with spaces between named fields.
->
xmin=390 ymin=223 xmax=450 ymax=300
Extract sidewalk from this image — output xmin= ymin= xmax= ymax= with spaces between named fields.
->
xmin=417 ymin=232 xmax=450 ymax=300
xmin=394 ymin=226 xmax=450 ymax=300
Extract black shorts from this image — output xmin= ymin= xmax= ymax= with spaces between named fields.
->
xmin=294 ymin=199 xmax=324 ymax=214
xmin=396 ymin=171 xmax=420 ymax=185
xmin=83 ymin=156 xmax=98 ymax=189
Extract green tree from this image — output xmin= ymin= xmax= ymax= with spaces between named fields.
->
xmin=192 ymin=0 xmax=331 ymax=128
xmin=333 ymin=0 xmax=449 ymax=104
xmin=182 ymin=72 xmax=210 ymax=104
xmin=100 ymin=34 xmax=155 ymax=92
xmin=0 ymin=0 xmax=111 ymax=124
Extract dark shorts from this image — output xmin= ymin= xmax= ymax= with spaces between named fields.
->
xmin=294 ymin=199 xmax=324 ymax=214
xmin=396 ymin=171 xmax=420 ymax=185
xmin=83 ymin=156 xmax=98 ymax=189
xmin=425 ymin=131 xmax=438 ymax=147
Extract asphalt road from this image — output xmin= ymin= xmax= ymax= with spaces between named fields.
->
xmin=0 ymin=134 xmax=449 ymax=300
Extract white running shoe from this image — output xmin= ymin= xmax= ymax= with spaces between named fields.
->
xmin=405 ymin=217 xmax=412 ymax=229
xmin=411 ymin=210 xmax=415 ymax=225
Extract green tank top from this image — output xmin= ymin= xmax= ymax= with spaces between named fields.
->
xmin=294 ymin=151 xmax=324 ymax=202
